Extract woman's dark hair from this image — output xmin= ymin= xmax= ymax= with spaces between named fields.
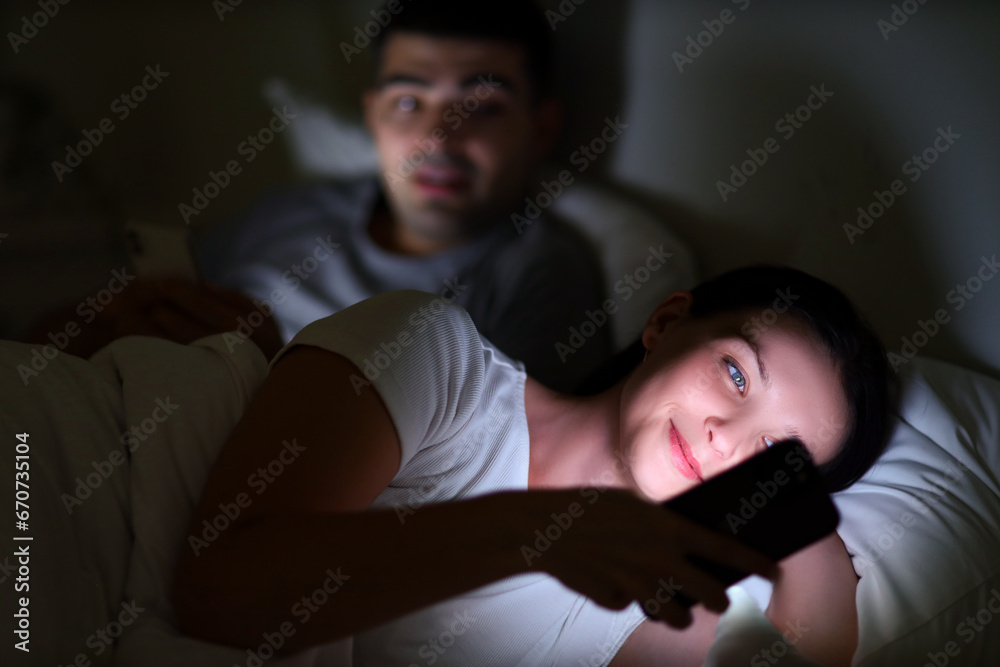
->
xmin=577 ymin=265 xmax=896 ymax=493
xmin=371 ymin=0 xmax=553 ymax=101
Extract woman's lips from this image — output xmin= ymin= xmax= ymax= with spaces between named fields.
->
xmin=670 ymin=422 xmax=703 ymax=481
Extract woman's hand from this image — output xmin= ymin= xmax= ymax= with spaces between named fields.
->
xmin=521 ymin=487 xmax=778 ymax=629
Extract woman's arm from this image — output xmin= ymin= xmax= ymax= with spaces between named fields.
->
xmin=172 ymin=346 xmax=539 ymax=651
xmin=765 ymin=532 xmax=859 ymax=667
xmin=172 ymin=346 xmax=778 ymax=653
xmin=611 ymin=532 xmax=858 ymax=667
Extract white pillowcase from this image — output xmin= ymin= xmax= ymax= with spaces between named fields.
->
xmin=0 ymin=332 xmax=350 ymax=666
xmin=0 ymin=342 xmax=131 ymax=667
xmin=708 ymin=356 xmax=1000 ymax=666
xmin=835 ymin=356 xmax=1000 ymax=665
xmin=90 ymin=335 xmax=352 ymax=666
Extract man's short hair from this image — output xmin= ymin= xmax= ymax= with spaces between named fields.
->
xmin=371 ymin=0 xmax=554 ymax=101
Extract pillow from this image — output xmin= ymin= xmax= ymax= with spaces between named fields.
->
xmin=707 ymin=356 xmax=1000 ymax=666
xmin=706 ymin=587 xmax=822 ymax=666
xmin=0 ymin=341 xmax=131 ymax=667
xmin=89 ymin=334 xmax=353 ymax=666
xmin=547 ymin=183 xmax=698 ymax=351
xmin=262 ymin=79 xmax=380 ymax=179
xmin=262 ymin=78 xmax=699 ymax=352
xmin=835 ymin=356 xmax=1000 ymax=665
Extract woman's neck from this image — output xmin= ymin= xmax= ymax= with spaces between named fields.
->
xmin=524 ymin=376 xmax=634 ymax=492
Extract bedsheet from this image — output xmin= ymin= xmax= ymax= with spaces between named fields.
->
xmin=0 ymin=335 xmax=351 ymax=667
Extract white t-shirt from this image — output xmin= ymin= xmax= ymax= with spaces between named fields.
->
xmin=272 ymin=290 xmax=648 ymax=666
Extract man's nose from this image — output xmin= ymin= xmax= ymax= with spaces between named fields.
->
xmin=414 ymin=103 xmax=466 ymax=155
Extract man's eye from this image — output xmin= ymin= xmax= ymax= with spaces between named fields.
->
xmin=726 ymin=359 xmax=746 ymax=393
xmin=472 ymin=103 xmax=502 ymax=116
xmin=395 ymin=95 xmax=417 ymax=112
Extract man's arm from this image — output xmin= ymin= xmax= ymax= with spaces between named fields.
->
xmin=114 ymin=281 xmax=284 ymax=358
xmin=21 ymin=281 xmax=283 ymax=359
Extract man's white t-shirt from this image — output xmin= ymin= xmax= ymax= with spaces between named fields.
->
xmin=270 ymin=290 xmax=648 ymax=666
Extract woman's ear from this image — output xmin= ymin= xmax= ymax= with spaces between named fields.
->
xmin=640 ymin=291 xmax=694 ymax=354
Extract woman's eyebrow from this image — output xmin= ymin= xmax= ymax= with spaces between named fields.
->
xmin=737 ymin=332 xmax=770 ymax=389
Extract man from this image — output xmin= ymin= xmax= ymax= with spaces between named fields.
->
xmin=190 ymin=0 xmax=610 ymax=390
xmin=23 ymin=0 xmax=610 ymax=392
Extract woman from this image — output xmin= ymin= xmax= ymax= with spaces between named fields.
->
xmin=172 ymin=265 xmax=892 ymax=667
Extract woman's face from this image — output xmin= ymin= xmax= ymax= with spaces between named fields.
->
xmin=619 ymin=293 xmax=849 ymax=502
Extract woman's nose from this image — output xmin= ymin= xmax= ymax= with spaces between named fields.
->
xmin=706 ymin=417 xmax=763 ymax=463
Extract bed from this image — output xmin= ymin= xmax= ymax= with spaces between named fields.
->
xmin=2 ymin=328 xmax=999 ymax=666
xmin=2 ymin=2 xmax=998 ymax=664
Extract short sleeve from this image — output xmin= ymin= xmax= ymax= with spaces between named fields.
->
xmin=268 ymin=290 xmax=486 ymax=473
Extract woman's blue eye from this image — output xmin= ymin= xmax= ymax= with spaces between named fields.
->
xmin=726 ymin=360 xmax=746 ymax=393
xmin=396 ymin=95 xmax=417 ymax=111
xmin=764 ymin=437 xmax=775 ymax=448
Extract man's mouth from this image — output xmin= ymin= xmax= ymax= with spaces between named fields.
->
xmin=413 ymin=164 xmax=472 ymax=197
xmin=669 ymin=421 xmax=703 ymax=481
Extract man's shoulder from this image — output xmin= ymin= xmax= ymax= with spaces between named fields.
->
xmin=245 ymin=176 xmax=376 ymax=220
xmin=197 ymin=177 xmax=376 ymax=252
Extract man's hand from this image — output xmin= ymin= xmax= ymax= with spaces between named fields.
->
xmin=113 ymin=280 xmax=284 ymax=359
xmin=23 ymin=280 xmax=285 ymax=360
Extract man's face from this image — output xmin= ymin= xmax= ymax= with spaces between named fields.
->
xmin=364 ymin=33 xmax=556 ymax=250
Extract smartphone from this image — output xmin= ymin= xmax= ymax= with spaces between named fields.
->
xmin=124 ymin=220 xmax=201 ymax=283
xmin=662 ymin=438 xmax=839 ymax=606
